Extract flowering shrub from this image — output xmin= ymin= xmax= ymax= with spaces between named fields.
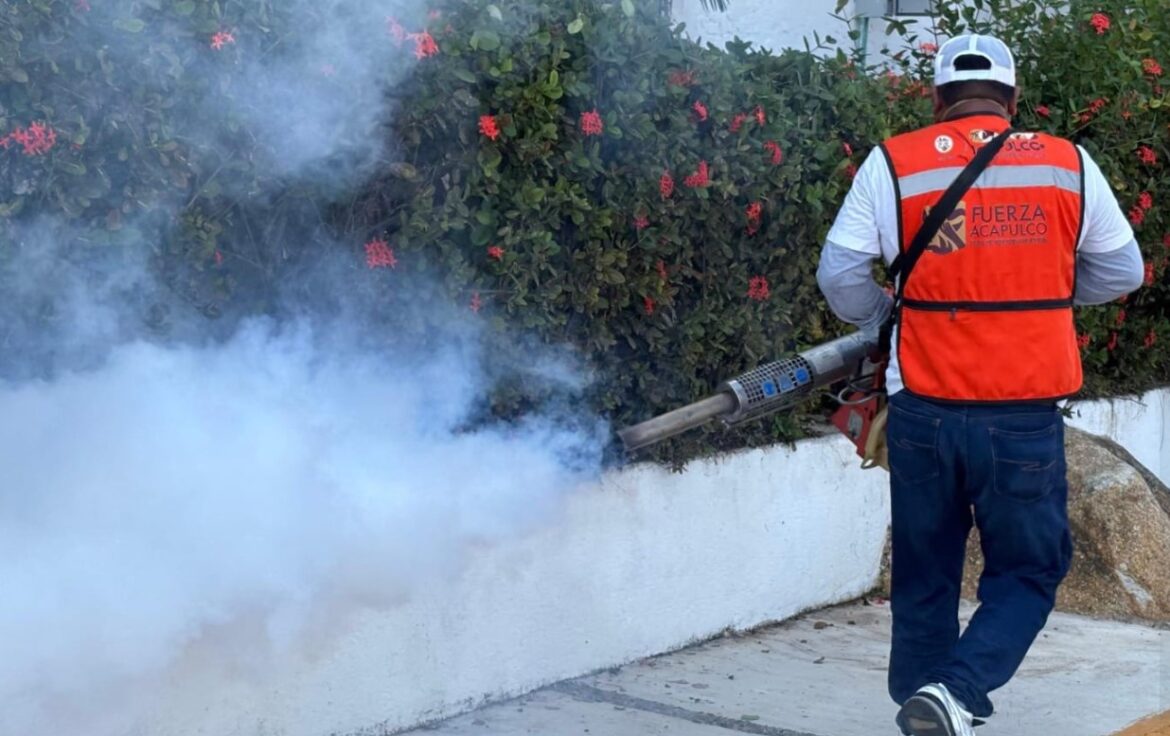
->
xmin=0 ymin=0 xmax=1166 ymax=465
xmin=345 ymin=0 xmax=901 ymax=461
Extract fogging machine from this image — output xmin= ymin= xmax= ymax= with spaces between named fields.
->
xmin=617 ymin=332 xmax=888 ymax=468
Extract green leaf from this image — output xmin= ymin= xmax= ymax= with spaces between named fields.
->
xmin=471 ymin=30 xmax=500 ymax=51
xmin=114 ymin=18 xmax=147 ymax=33
xmin=621 ymin=0 xmax=636 ymax=17
xmin=568 ymin=17 xmax=585 ymax=34
xmin=453 ymin=68 xmax=477 ymax=84
xmin=9 ymin=68 xmax=29 ymax=83
xmin=487 ymin=4 xmax=503 ymax=21
xmin=174 ymin=1 xmax=196 ymax=15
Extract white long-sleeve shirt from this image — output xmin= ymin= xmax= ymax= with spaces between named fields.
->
xmin=817 ymin=145 xmax=1145 ymax=395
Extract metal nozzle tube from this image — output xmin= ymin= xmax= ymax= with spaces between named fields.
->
xmin=617 ymin=392 xmax=739 ymax=451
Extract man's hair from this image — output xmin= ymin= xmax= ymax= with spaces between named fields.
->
xmin=935 ymin=54 xmax=1016 ymax=107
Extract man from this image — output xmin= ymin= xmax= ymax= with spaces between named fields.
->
xmin=816 ymin=34 xmax=1145 ymax=736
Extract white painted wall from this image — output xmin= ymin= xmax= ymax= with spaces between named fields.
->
xmin=1066 ymin=388 xmax=1170 ymax=486
xmin=671 ymin=0 xmax=851 ymax=54
xmin=129 ymin=389 xmax=1166 ymax=736
xmin=135 ymin=434 xmax=891 ymax=736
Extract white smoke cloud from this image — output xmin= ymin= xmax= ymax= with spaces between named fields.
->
xmin=0 ymin=2 xmax=611 ymax=733
xmin=0 ymin=319 xmax=606 ymax=735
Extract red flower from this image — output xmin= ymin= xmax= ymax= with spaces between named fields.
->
xmin=633 ymin=215 xmax=649 ymax=230
xmin=1143 ymin=58 xmax=1164 ymax=76
xmin=1107 ymin=332 xmax=1119 ymax=352
xmin=1036 ymin=105 xmax=1051 ymax=118
xmin=0 ymin=122 xmax=58 ymax=156
xmin=1116 ymin=309 xmax=1127 ymax=326
xmin=764 ymin=140 xmax=783 ymax=165
xmin=487 ymin=245 xmax=505 ymax=261
xmin=1090 ymin=12 xmax=1110 ymax=34
xmin=580 ymin=109 xmax=604 ymax=136
xmin=1129 ymin=206 xmax=1145 ymax=226
xmin=643 ymin=296 xmax=656 ymax=315
xmin=409 ymin=31 xmax=439 ymax=59
xmin=1145 ymin=330 xmax=1158 ymax=348
xmin=683 ymin=160 xmax=709 ymax=188
xmin=1145 ymin=262 xmax=1156 ymax=286
xmin=470 ymin=291 xmax=483 ymax=313
xmin=1138 ymin=191 xmax=1154 ymax=211
xmin=730 ymin=113 xmax=747 ymax=133
xmin=1077 ymin=333 xmax=1092 ymax=350
xmin=1138 ymin=145 xmax=1158 ymax=165
xmin=920 ymin=42 xmax=938 ymax=55
xmin=745 ymin=202 xmax=763 ymax=235
xmin=659 ymin=171 xmax=674 ymax=199
xmin=656 ymin=259 xmax=669 ymax=282
xmin=843 ymin=141 xmax=854 ymax=157
xmin=386 ymin=16 xmax=407 ymax=44
xmin=692 ymin=100 xmax=709 ymax=122
xmin=747 ymin=275 xmax=770 ymax=301
xmin=478 ymin=115 xmax=501 ymax=141
xmin=754 ymin=105 xmax=766 ymax=126
xmin=668 ymin=69 xmax=696 ymax=87
xmin=210 ymin=31 xmax=235 ymax=50
xmin=845 ymin=162 xmax=859 ymax=180
xmin=214 ymin=250 xmax=224 ymax=267
xmin=364 ymin=237 xmax=398 ymax=269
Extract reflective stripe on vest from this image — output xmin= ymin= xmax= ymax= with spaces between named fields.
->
xmin=881 ymin=115 xmax=1085 ymax=403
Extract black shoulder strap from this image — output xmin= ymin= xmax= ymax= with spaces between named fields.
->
xmin=877 ymin=127 xmax=1014 ymax=353
xmin=889 ymin=127 xmax=1014 ymax=290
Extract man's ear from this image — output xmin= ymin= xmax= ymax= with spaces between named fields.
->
xmin=932 ymin=87 xmax=947 ymax=122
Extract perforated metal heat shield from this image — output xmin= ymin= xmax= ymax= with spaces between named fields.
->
xmin=719 ymin=332 xmax=873 ymax=425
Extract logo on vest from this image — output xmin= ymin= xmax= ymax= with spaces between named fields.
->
xmin=922 ymin=201 xmax=1050 ymax=253
xmin=970 ymin=130 xmax=1047 ymax=154
xmin=935 ymin=135 xmax=954 ymax=153
xmin=924 ymin=200 xmax=968 ymax=254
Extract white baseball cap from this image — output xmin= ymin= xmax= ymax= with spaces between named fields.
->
xmin=933 ymin=34 xmax=1016 ymax=88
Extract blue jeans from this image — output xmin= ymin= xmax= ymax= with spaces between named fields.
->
xmin=886 ymin=391 xmax=1073 ymax=719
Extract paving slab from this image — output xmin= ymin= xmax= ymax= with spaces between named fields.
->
xmin=404 ymin=600 xmax=1170 ymax=736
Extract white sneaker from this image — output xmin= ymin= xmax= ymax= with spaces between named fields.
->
xmin=895 ymin=683 xmax=977 ymax=736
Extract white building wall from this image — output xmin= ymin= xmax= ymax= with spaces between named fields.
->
xmin=670 ymin=0 xmax=926 ymax=64
xmin=128 ymin=389 xmax=1167 ymax=736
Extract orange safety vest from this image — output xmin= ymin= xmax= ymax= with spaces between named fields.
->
xmin=881 ymin=114 xmax=1084 ymax=403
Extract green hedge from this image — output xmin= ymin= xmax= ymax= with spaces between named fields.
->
xmin=1 ymin=0 xmax=1166 ymax=465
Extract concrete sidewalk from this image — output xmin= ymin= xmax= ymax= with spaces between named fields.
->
xmin=405 ymin=600 xmax=1169 ymax=736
